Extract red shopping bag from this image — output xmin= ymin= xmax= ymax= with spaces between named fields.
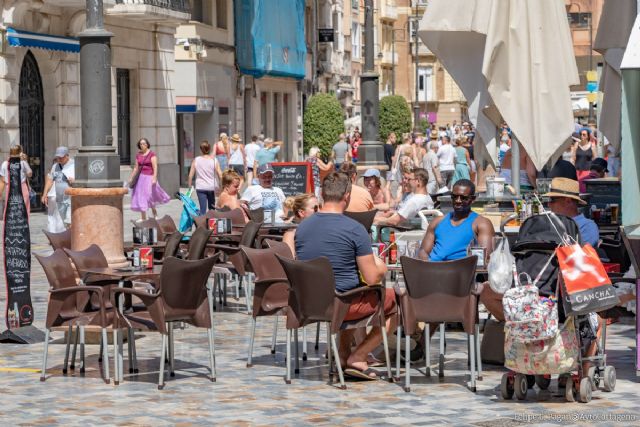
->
xmin=556 ymin=243 xmax=619 ymax=315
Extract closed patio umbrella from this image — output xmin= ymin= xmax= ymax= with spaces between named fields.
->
xmin=594 ymin=0 xmax=637 ymax=154
xmin=419 ymin=0 xmax=579 ymax=171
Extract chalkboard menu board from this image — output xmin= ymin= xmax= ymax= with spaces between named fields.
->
xmin=3 ymin=157 xmax=33 ymax=329
xmin=271 ymin=162 xmax=313 ymax=197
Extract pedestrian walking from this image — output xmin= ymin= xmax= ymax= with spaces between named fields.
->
xmin=228 ymin=133 xmax=246 ymax=187
xmin=254 ymin=138 xmax=282 ymax=168
xmin=215 ymin=132 xmax=230 ymax=171
xmin=128 ymin=138 xmax=170 ymax=220
xmin=305 ymin=147 xmax=332 ymax=199
xmin=573 ymin=128 xmax=597 ymax=180
xmin=1 ymin=144 xmax=33 ymax=217
xmin=436 ymin=135 xmax=456 ymax=188
xmin=331 ymin=133 xmax=351 ymax=170
xmin=452 ymin=137 xmax=471 ymax=185
xmin=41 ymin=146 xmax=74 ymax=232
xmin=245 ymin=135 xmax=261 ymax=184
xmin=187 ymin=140 xmax=222 ymax=215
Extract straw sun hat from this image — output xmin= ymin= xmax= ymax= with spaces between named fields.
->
xmin=230 ymin=134 xmax=242 ymax=143
xmin=543 ymin=177 xmax=586 ymax=205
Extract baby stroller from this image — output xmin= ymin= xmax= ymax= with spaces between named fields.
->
xmin=499 ymin=213 xmax=617 ymax=403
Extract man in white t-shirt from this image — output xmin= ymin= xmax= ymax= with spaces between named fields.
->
xmin=240 ymin=163 xmax=286 ymax=220
xmin=41 ymin=146 xmax=75 ymax=232
xmin=437 ymin=135 xmax=456 ymax=188
xmin=374 ymin=168 xmax=433 ymax=226
xmin=245 ymin=135 xmax=262 ymax=185
xmin=422 ymin=140 xmax=443 ymax=195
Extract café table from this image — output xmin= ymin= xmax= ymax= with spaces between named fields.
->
xmin=123 ymin=241 xmax=166 ymax=253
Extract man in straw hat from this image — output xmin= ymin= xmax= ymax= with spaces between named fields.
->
xmin=543 ymin=177 xmax=599 ymax=247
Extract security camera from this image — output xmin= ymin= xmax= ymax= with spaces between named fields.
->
xmin=183 ymin=40 xmax=190 ymax=51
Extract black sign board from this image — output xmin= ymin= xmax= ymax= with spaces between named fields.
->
xmin=3 ymin=157 xmax=33 ymax=329
xmin=271 ymin=162 xmax=313 ymax=197
xmin=318 ymin=28 xmax=334 ymax=43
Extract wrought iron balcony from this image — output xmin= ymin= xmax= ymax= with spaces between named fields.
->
xmin=108 ymin=0 xmax=191 ymax=23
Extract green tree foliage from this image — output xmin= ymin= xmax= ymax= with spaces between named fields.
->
xmin=303 ymin=93 xmax=344 ymax=157
xmin=379 ymin=95 xmax=412 ymax=142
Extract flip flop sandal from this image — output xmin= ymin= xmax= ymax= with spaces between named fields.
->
xmin=344 ymin=368 xmax=378 ymax=381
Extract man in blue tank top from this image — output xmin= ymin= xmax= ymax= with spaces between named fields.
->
xmin=418 ymin=179 xmax=494 ymax=262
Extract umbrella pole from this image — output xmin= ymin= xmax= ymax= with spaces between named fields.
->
xmin=511 ymin=136 xmax=521 ymax=197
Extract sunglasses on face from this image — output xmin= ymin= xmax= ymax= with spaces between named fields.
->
xmin=451 ymin=194 xmax=473 ymax=202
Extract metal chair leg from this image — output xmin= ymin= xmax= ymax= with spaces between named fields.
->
xmin=79 ymin=326 xmax=86 ymax=374
xmin=327 ymin=323 xmax=333 ymax=377
xmin=40 ymin=329 xmax=50 ymax=382
xmin=330 ymin=333 xmax=346 ymax=389
xmin=70 ymin=326 xmax=79 ymax=370
xmin=475 ymin=323 xmax=483 ymax=380
xmin=469 ymin=333 xmax=476 ymax=392
xmin=285 ymin=329 xmax=292 ymax=384
xmin=247 ymin=317 xmax=256 ymax=367
xmin=158 ymin=333 xmax=167 ymax=390
xmin=404 ymin=333 xmax=411 ymax=392
xmin=63 ymin=324 xmax=72 ymax=374
xmin=294 ymin=329 xmax=300 ymax=374
xmin=101 ymin=328 xmax=110 ymax=384
xmin=207 ymin=327 xmax=216 ymax=382
xmin=314 ymin=322 xmax=320 ymax=350
xmin=381 ymin=324 xmax=393 ymax=381
xmin=425 ymin=323 xmax=431 ymax=376
xmin=271 ymin=316 xmax=278 ymax=355
xmin=98 ymin=339 xmax=103 ymax=363
xmin=439 ymin=323 xmax=445 ymax=378
xmin=118 ymin=328 xmax=124 ymax=384
xmin=168 ymin=323 xmax=175 ymax=377
xmin=395 ymin=325 xmax=401 ymax=379
xmin=113 ymin=329 xmax=120 ymax=385
xmin=131 ymin=329 xmax=138 ymax=374
xmin=127 ymin=328 xmax=134 ymax=374
xmin=302 ymin=326 xmax=308 ymax=361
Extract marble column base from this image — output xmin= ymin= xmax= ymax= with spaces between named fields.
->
xmin=65 ymin=187 xmax=129 ymax=268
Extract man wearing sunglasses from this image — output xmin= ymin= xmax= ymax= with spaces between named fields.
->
xmin=418 ymin=179 xmax=494 ymax=261
xmin=374 ymin=168 xmax=433 ymax=226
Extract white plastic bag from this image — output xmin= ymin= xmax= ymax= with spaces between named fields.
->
xmin=488 ymin=237 xmax=514 ymax=294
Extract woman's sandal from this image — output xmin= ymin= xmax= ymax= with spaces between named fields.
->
xmin=344 ymin=367 xmax=378 ymax=380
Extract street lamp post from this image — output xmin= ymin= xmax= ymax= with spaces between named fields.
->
xmin=358 ymin=0 xmax=386 ymax=169
xmin=66 ymin=0 xmax=128 ymax=267
xmin=412 ymin=4 xmax=420 ymax=132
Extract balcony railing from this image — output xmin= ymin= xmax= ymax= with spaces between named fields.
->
xmin=115 ymin=0 xmax=190 ymax=13
xmin=108 ymin=0 xmax=191 ymax=23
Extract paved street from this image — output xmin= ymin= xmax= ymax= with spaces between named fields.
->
xmin=0 ymin=198 xmax=638 ymax=426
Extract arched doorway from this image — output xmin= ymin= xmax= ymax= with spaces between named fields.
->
xmin=19 ymin=51 xmax=45 ymax=211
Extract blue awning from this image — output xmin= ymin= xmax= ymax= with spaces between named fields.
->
xmin=6 ymin=28 xmax=80 ymax=54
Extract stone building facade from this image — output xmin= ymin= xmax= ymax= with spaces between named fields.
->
xmin=0 ymin=0 xmax=188 ymax=208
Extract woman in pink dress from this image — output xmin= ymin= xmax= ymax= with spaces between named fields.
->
xmin=128 ymin=138 xmax=170 ymax=220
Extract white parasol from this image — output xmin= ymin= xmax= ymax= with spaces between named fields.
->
xmin=418 ymin=0 xmax=579 ymax=171
xmin=594 ymin=0 xmax=637 ymax=155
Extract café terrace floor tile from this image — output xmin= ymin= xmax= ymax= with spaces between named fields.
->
xmin=0 ymin=199 xmax=638 ymax=425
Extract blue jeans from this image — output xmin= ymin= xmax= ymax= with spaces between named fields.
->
xmin=196 ymin=189 xmax=215 ymax=215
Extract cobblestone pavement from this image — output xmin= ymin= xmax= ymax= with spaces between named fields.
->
xmin=0 ymin=198 xmax=639 ymax=426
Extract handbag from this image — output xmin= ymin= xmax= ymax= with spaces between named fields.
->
xmin=504 ymin=317 xmax=579 ymax=375
xmin=502 ymin=273 xmax=558 ymax=342
xmin=556 ymin=241 xmax=620 ymax=316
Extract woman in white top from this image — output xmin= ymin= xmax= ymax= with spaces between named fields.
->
xmin=188 ymin=140 xmax=222 ymax=215
xmin=228 ymin=133 xmax=246 ymax=188
xmin=0 ymin=144 xmax=33 ymax=213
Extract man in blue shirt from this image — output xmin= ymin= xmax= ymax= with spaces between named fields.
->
xmin=544 ymin=177 xmax=599 ymax=247
xmin=295 ymin=172 xmax=396 ymax=380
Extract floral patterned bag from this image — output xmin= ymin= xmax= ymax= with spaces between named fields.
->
xmin=502 ymin=272 xmax=558 ymax=342
xmin=504 ymin=317 xmax=579 ymax=375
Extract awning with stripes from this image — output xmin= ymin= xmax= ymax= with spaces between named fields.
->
xmin=6 ymin=28 xmax=80 ymax=53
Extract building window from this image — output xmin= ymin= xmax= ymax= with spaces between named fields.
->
xmin=260 ymin=92 xmax=268 ymax=135
xmin=352 ymin=22 xmax=361 ymax=59
xmin=418 ymin=66 xmax=433 ymax=102
xmin=216 ymin=0 xmax=227 ymax=29
xmin=190 ymin=0 xmax=212 ymax=25
xmin=116 ymin=69 xmax=131 ymax=165
xmin=273 ymin=92 xmax=280 ymax=140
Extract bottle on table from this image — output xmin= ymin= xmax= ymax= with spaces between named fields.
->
xmin=389 ymin=231 xmax=397 ymax=265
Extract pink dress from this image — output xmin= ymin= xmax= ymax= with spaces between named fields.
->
xmin=131 ymin=150 xmax=170 ymax=212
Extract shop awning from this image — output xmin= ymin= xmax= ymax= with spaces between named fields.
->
xmin=6 ymin=28 xmax=79 ymax=53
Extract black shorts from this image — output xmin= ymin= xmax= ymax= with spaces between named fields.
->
xmin=230 ymin=164 xmax=245 ymax=176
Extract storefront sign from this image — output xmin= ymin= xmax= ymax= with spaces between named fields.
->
xmin=271 ymin=162 xmax=313 ymax=197
xmin=3 ymin=158 xmax=33 ymax=329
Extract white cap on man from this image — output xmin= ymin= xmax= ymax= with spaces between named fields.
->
xmin=54 ymin=146 xmax=69 ymax=159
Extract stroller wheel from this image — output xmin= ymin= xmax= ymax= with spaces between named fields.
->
xmin=602 ymin=366 xmax=616 ymax=392
xmin=565 ymin=379 xmax=576 ymax=402
xmin=514 ymin=374 xmax=528 ymax=400
xmin=587 ymin=367 xmax=598 ymax=391
xmin=534 ymin=375 xmax=551 ymax=390
xmin=500 ymin=373 xmax=514 ymax=400
xmin=579 ymin=377 xmax=592 ymax=403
